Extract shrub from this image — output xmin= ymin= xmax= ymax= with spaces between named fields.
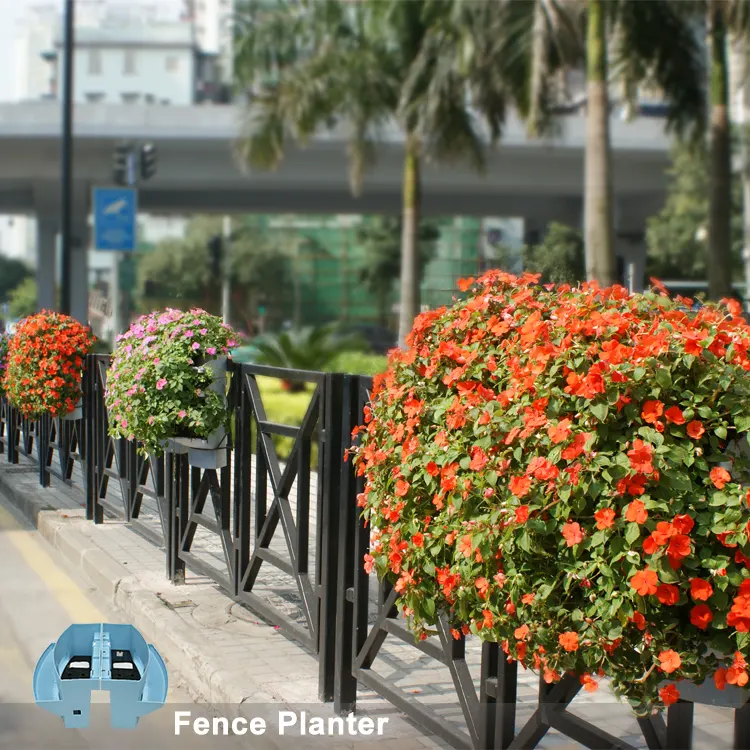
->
xmin=327 ymin=351 xmax=388 ymax=377
xmin=353 ymin=272 xmax=750 ymax=713
xmin=106 ymin=308 xmax=238 ymax=456
xmin=0 ymin=332 xmax=9 ymax=395
xmin=4 ymin=311 xmax=94 ymax=418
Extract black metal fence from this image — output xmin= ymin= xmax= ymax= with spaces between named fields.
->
xmin=0 ymin=354 xmax=747 ymax=749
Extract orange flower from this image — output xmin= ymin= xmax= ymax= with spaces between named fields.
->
xmin=641 ymin=400 xmax=663 ymax=424
xmin=514 ymin=505 xmax=530 ymax=524
xmin=521 ymin=592 xmax=535 ymax=605
xmin=659 ymin=684 xmax=680 ymax=706
xmin=630 ymin=569 xmax=659 ymax=596
xmin=458 ymin=535 xmax=473 ymax=558
xmin=561 ymin=522 xmax=584 ymax=547
xmin=625 ymin=499 xmax=648 ymax=524
xmin=547 ymin=419 xmax=572 ymax=444
xmin=686 ymin=420 xmax=705 ymax=439
xmin=594 ymin=508 xmax=616 ymax=529
xmin=658 ymin=649 xmax=682 ymax=674
xmin=412 ymin=532 xmax=424 ymax=548
xmin=655 ymin=584 xmax=679 ymax=606
xmin=514 ymin=624 xmax=529 ymax=640
xmin=394 ymin=479 xmax=410 ymax=497
xmin=664 ymin=406 xmax=685 ymax=424
xmin=627 ymin=439 xmax=654 ymax=474
xmin=689 ymin=578 xmax=713 ymax=601
xmin=630 ymin=612 xmax=647 ymax=630
xmin=425 ymin=461 xmax=440 ymax=477
xmin=672 ymin=514 xmax=694 ymax=534
xmin=508 ymin=475 xmax=531 ymax=498
xmin=475 ymin=577 xmax=490 ymax=597
xmin=558 ymin=631 xmax=579 ymax=652
xmin=690 ymin=604 xmax=713 ymax=629
xmin=715 ymin=668 xmax=727 ymax=690
xmin=580 ymin=673 xmax=598 ymax=692
xmin=709 ymin=466 xmax=731 ymax=489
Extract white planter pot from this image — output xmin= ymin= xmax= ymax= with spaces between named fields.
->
xmin=61 ymin=398 xmax=83 ymax=421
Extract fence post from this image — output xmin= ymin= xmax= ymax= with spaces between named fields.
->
xmin=318 ymin=372 xmax=346 ymax=703
xmin=232 ymin=364 xmax=251 ymax=598
xmin=333 ymin=373 xmax=360 ymax=713
xmin=7 ymin=403 xmax=18 ymax=465
xmin=38 ymin=414 xmax=50 ymax=488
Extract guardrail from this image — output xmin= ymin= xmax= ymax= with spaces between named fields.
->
xmin=1 ymin=355 xmax=748 ymax=748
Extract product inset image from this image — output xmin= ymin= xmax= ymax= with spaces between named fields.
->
xmin=33 ymin=623 xmax=168 ymax=728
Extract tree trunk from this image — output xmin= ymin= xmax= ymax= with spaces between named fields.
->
xmin=397 ymin=138 xmax=421 ymax=349
xmin=584 ymin=0 xmax=617 ymax=287
xmin=708 ymin=3 xmax=734 ymax=301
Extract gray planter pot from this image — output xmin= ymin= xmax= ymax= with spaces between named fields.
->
xmin=60 ymin=398 xmax=83 ymax=422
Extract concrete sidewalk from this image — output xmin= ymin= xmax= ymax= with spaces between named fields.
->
xmin=0 ymin=454 xmax=739 ymax=750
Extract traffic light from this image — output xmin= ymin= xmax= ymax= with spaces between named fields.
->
xmin=112 ymin=142 xmax=132 ymax=186
xmin=208 ymin=235 xmax=222 ymax=275
xmin=139 ymin=143 xmax=157 ymax=181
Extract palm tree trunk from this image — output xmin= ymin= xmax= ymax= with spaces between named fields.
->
xmin=397 ymin=137 xmax=421 ymax=348
xmin=707 ymin=1 xmax=733 ymax=300
xmin=584 ymin=0 xmax=616 ymax=287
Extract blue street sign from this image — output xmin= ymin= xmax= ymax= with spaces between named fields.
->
xmin=93 ymin=187 xmax=137 ymax=251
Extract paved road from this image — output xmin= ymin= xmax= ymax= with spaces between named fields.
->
xmin=0 ymin=497 xmax=283 ymax=750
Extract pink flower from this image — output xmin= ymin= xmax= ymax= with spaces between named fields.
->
xmin=156 ymin=378 xmax=168 ymax=390
xmin=184 ymin=330 xmax=194 ymax=338
xmin=200 ymin=328 xmax=208 ymax=335
xmin=206 ymin=347 xmax=216 ymax=355
xmin=178 ymin=410 xmax=187 ymax=419
xmin=147 ymin=416 xmax=155 ymax=425
xmin=120 ymin=418 xmax=128 ymax=428
xmin=192 ymin=342 xmax=200 ymax=350
xmin=227 ymin=339 xmax=237 ymax=348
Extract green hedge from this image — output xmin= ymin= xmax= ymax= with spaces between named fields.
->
xmin=326 ymin=351 xmax=388 ymax=376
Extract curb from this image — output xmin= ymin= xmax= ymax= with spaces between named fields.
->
xmin=0 ymin=466 xmax=285 ymax=709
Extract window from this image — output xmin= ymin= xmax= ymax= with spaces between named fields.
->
xmin=165 ymin=56 xmax=179 ymax=72
xmin=88 ymin=49 xmax=101 ymax=75
xmin=85 ymin=92 xmax=105 ymax=103
xmin=144 ymin=94 xmax=155 ymax=104
xmin=123 ymin=49 xmax=136 ymax=75
xmin=121 ymin=92 xmax=140 ymax=104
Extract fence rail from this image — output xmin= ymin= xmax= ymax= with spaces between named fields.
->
xmin=1 ymin=353 xmax=748 ymax=749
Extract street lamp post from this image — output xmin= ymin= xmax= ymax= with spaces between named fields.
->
xmin=60 ymin=0 xmax=75 ymax=316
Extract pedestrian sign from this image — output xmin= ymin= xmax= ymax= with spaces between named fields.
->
xmin=93 ymin=187 xmax=137 ymax=252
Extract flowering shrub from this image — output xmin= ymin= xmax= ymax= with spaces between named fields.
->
xmin=352 ymin=272 xmax=750 ymax=713
xmin=3 ymin=311 xmax=94 ymax=418
xmin=0 ymin=332 xmax=10 ymax=395
xmin=106 ymin=308 xmax=238 ymax=456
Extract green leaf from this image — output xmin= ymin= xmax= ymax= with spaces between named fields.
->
xmin=591 ymin=402 xmax=609 ymax=421
xmin=715 ymin=425 xmax=728 ymax=439
xmin=735 ymin=416 xmax=750 ymax=433
xmin=625 ymin=523 xmax=642 ymax=544
xmin=486 ymin=471 xmax=498 ymax=487
xmin=633 ymin=367 xmax=646 ymax=381
xmin=517 ymin=530 xmax=532 ymax=552
xmin=698 ymin=406 xmax=714 ymax=419
xmin=655 ymin=368 xmax=672 ymax=389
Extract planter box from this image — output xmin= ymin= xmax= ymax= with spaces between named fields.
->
xmin=60 ymin=398 xmax=83 ymax=422
xmin=170 ymin=357 xmax=229 ymax=468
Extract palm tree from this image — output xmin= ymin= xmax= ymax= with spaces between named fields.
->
xmin=357 ymin=217 xmax=439 ymax=326
xmin=233 ymin=0 xmax=508 ymax=347
xmin=506 ymin=0 xmax=706 ymax=288
xmin=703 ymin=0 xmax=750 ymax=300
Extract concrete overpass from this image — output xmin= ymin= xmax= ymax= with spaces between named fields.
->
xmin=0 ymin=101 xmax=674 ymax=320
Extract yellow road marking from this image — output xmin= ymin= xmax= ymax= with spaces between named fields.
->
xmin=0 ymin=505 xmax=104 ymax=623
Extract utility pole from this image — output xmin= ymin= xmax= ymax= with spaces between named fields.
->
xmin=60 ymin=0 xmax=76 ymax=315
xmin=221 ymin=216 xmax=231 ymax=325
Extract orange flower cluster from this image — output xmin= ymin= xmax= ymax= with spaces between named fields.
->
xmin=352 ymin=272 xmax=750 ymax=712
xmin=3 ymin=311 xmax=94 ymax=418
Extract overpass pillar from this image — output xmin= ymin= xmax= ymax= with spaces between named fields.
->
xmin=35 ymin=215 xmax=58 ymax=311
